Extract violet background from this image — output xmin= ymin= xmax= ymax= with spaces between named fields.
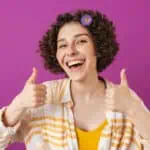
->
xmin=0 ymin=0 xmax=150 ymax=149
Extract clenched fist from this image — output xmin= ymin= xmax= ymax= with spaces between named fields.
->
xmin=16 ymin=67 xmax=47 ymax=109
xmin=3 ymin=67 xmax=48 ymax=127
xmin=105 ymin=68 xmax=141 ymax=115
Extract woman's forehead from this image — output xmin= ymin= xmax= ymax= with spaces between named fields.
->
xmin=57 ymin=22 xmax=90 ymax=41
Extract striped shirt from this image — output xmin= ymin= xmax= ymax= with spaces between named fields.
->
xmin=0 ymin=78 xmax=150 ymax=150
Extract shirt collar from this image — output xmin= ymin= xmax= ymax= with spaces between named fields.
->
xmin=60 ymin=78 xmax=73 ymax=108
xmin=60 ymin=77 xmax=112 ymax=108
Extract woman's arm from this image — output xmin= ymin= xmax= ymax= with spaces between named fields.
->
xmin=127 ymin=89 xmax=150 ymax=140
xmin=0 ymin=106 xmax=23 ymax=150
xmin=3 ymin=95 xmax=26 ymax=127
xmin=107 ymin=68 xmax=150 ymax=148
xmin=0 ymin=68 xmax=48 ymax=149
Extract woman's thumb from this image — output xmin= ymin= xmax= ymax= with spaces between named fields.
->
xmin=26 ymin=67 xmax=38 ymax=84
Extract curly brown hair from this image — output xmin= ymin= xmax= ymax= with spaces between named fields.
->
xmin=37 ymin=9 xmax=119 ymax=75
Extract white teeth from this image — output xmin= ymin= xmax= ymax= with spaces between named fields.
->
xmin=68 ymin=60 xmax=84 ymax=67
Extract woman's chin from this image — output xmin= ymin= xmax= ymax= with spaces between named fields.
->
xmin=67 ymin=72 xmax=87 ymax=82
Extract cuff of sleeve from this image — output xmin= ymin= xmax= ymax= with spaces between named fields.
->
xmin=0 ymin=106 xmax=21 ymax=138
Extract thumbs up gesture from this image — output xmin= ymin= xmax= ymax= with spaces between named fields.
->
xmin=17 ymin=67 xmax=47 ymax=109
xmin=105 ymin=68 xmax=139 ymax=114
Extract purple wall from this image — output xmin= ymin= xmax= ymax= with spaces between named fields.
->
xmin=0 ymin=0 xmax=149 ymax=149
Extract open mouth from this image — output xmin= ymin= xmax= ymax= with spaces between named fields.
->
xmin=66 ymin=59 xmax=85 ymax=71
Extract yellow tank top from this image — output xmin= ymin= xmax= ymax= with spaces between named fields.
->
xmin=75 ymin=120 xmax=107 ymax=150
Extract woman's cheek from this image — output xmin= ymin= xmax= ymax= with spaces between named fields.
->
xmin=56 ymin=52 xmax=62 ymax=66
xmin=59 ymin=53 xmax=66 ymax=68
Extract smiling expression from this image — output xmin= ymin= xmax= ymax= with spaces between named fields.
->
xmin=56 ymin=22 xmax=97 ymax=81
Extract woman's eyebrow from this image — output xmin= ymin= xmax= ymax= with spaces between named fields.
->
xmin=74 ymin=33 xmax=89 ymax=38
xmin=57 ymin=39 xmax=65 ymax=43
xmin=57 ymin=33 xmax=89 ymax=43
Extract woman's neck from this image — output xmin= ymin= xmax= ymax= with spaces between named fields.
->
xmin=70 ymin=74 xmax=106 ymax=103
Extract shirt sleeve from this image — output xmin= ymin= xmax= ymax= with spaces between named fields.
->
xmin=129 ymin=88 xmax=150 ymax=149
xmin=0 ymin=106 xmax=23 ymax=150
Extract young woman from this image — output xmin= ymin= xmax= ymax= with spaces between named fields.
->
xmin=0 ymin=9 xmax=149 ymax=150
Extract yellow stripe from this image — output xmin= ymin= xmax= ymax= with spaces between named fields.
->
xmin=30 ymin=116 xmax=73 ymax=125
xmin=111 ymin=139 xmax=141 ymax=149
xmin=25 ymin=131 xmax=68 ymax=147
xmin=101 ymin=134 xmax=133 ymax=140
xmin=28 ymin=123 xmax=74 ymax=132
xmin=110 ymin=118 xmax=133 ymax=123
xmin=25 ymin=130 xmax=76 ymax=145
xmin=101 ymin=133 xmax=141 ymax=149
xmin=31 ymin=115 xmax=72 ymax=124
xmin=105 ymin=126 xmax=134 ymax=133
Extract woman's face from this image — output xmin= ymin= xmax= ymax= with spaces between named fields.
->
xmin=56 ymin=22 xmax=97 ymax=81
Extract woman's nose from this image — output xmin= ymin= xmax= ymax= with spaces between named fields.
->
xmin=67 ymin=44 xmax=78 ymax=56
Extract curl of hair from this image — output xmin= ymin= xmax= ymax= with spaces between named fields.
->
xmin=37 ymin=9 xmax=119 ymax=75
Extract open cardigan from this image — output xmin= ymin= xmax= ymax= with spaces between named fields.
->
xmin=0 ymin=78 xmax=150 ymax=150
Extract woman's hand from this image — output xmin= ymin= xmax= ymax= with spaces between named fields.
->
xmin=106 ymin=68 xmax=140 ymax=115
xmin=3 ymin=67 xmax=47 ymax=126
xmin=105 ymin=69 xmax=150 ymax=140
xmin=13 ymin=67 xmax=47 ymax=110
